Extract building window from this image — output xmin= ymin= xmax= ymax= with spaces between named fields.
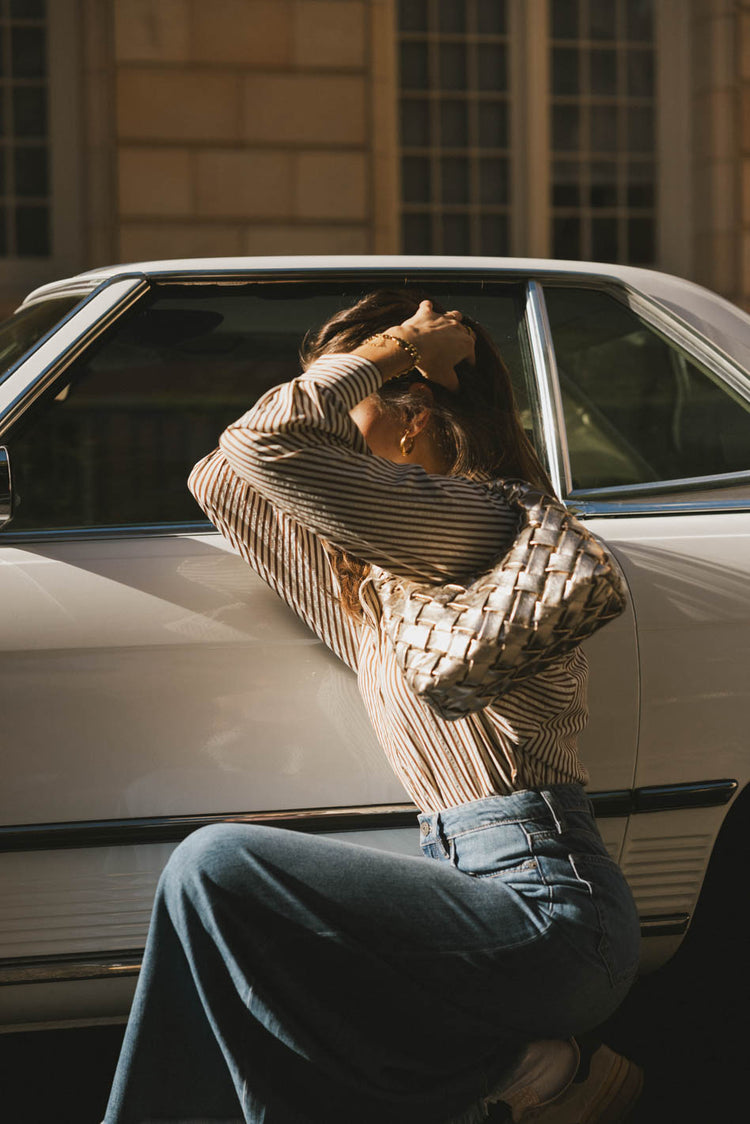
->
xmin=398 ymin=0 xmax=512 ymax=255
xmin=396 ymin=0 xmax=660 ymax=267
xmin=549 ymin=0 xmax=656 ymax=265
xmin=0 ymin=0 xmax=50 ymax=259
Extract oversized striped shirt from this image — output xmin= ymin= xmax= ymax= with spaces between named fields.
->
xmin=188 ymin=353 xmax=589 ymax=813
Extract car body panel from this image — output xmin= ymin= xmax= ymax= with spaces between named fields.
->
xmin=0 ymin=256 xmax=747 ymax=1026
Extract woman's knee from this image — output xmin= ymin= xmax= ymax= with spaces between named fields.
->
xmin=158 ymin=822 xmax=261 ymax=904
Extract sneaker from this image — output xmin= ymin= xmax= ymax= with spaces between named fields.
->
xmin=489 ymin=1041 xmax=644 ymax=1123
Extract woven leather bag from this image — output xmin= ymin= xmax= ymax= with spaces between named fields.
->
xmin=375 ymin=479 xmax=627 ymax=721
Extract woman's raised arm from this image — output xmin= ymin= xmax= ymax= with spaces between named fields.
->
xmin=218 ymin=353 xmax=518 ymax=584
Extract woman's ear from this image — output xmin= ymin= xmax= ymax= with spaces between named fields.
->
xmin=405 ymin=382 xmax=434 ymax=436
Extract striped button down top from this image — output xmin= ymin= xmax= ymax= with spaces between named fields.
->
xmin=188 ymin=353 xmax=589 ymax=813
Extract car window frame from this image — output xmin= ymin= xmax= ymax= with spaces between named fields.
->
xmin=0 ymin=271 xmax=543 ymax=543
xmin=533 ymin=277 xmax=750 ymax=514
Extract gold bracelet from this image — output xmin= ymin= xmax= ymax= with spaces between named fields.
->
xmin=362 ymin=332 xmax=421 ymax=373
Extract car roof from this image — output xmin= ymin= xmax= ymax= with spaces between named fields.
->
xmin=22 ymin=255 xmax=750 ymax=373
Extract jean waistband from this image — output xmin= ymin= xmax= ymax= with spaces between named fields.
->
xmin=417 ymin=784 xmax=594 ymax=841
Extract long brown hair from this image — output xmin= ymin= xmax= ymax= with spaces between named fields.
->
xmin=302 ymin=289 xmax=553 ymax=615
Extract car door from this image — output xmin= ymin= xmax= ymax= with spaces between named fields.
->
xmin=539 ymin=282 xmax=750 ymax=965
xmin=0 ymin=271 xmax=640 ymax=1025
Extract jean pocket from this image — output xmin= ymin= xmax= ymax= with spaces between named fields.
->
xmin=569 ymin=853 xmax=641 ymax=988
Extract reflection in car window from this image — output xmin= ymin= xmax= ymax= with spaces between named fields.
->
xmin=544 ymin=287 xmax=750 ymax=492
xmin=0 ymin=297 xmax=82 ymax=381
xmin=4 ymin=282 xmax=532 ymax=531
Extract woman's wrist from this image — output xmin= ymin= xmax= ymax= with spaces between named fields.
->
xmin=351 ymin=331 xmax=422 ymax=383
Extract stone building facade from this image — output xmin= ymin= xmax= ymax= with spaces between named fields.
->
xmin=0 ymin=0 xmax=749 ymax=313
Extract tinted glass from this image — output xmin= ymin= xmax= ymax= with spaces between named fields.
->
xmin=545 ymin=287 xmax=750 ymax=491
xmin=0 ymin=295 xmax=80 ymax=378
xmin=4 ymin=282 xmax=534 ymax=532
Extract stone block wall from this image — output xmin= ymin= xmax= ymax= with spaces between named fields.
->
xmin=690 ymin=0 xmax=740 ymax=300
xmin=113 ymin=0 xmax=388 ymax=260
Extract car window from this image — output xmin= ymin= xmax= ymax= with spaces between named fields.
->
xmin=544 ymin=286 xmax=750 ymax=492
xmin=0 ymin=297 xmax=83 ymax=381
xmin=3 ymin=281 xmax=532 ymax=532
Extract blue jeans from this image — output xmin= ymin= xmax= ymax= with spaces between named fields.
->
xmin=104 ymin=785 xmax=639 ymax=1124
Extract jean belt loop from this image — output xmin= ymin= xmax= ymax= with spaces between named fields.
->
xmin=436 ymin=813 xmax=458 ymax=866
xmin=539 ymin=789 xmax=564 ymax=835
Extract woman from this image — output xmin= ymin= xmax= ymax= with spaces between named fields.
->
xmin=104 ymin=292 xmax=642 ymax=1124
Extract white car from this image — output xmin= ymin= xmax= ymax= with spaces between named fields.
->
xmin=1 ymin=256 xmax=748 ymax=1031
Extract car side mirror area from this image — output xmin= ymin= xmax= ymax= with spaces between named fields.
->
xmin=0 ymin=445 xmax=14 ymax=528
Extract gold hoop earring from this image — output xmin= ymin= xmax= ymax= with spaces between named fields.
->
xmin=400 ymin=433 xmax=415 ymax=457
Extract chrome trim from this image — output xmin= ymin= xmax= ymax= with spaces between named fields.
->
xmin=574 ymin=497 xmax=750 ymax=518
xmin=0 ymin=275 xmax=150 ymax=437
xmin=0 ymin=290 xmax=97 ymax=391
xmin=634 ymin=779 xmax=737 ymax=813
xmin=524 ymin=281 xmax=572 ymax=497
xmin=571 ymin=470 xmax=750 ymax=501
xmin=639 ymin=913 xmax=690 ymax=938
xmin=0 ymin=783 xmax=736 ymax=855
xmin=0 ymin=803 xmax=421 ymax=854
xmin=0 ymin=951 xmax=142 ymax=987
xmin=538 ymin=274 xmax=749 ymax=394
xmin=0 ymin=520 xmax=213 ymax=545
xmin=0 ymin=446 xmax=11 ymax=527
xmin=624 ymin=288 xmax=750 ymax=401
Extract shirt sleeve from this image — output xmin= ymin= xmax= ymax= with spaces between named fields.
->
xmin=218 ymin=353 xmax=519 ymax=584
xmin=188 ymin=448 xmax=360 ymax=672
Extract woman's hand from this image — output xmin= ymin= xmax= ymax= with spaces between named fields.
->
xmin=390 ymin=300 xmax=475 ymax=392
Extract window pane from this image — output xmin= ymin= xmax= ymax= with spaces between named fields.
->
xmin=589 ymin=2 xmax=616 ymax=40
xmin=440 ymin=99 xmax=468 ymax=147
xmin=5 ymin=284 xmax=535 ymax=531
xmin=627 ymin=106 xmax=654 ymax=152
xmin=14 ymin=145 xmax=48 ymax=195
xmin=478 ymin=101 xmax=508 ymax=148
xmin=439 ymin=43 xmax=467 ymax=89
xmin=552 ymin=104 xmax=580 ymax=150
xmin=551 ymin=0 xmax=579 ymax=39
xmin=398 ymin=0 xmax=428 ymax=32
xmin=441 ymin=156 xmax=469 ymax=203
xmin=11 ymin=0 xmax=47 ymax=14
xmin=479 ymin=214 xmax=509 ymax=255
xmin=15 ymin=203 xmax=49 ymax=255
xmin=552 ymin=160 xmax=580 ymax=206
xmin=590 ymin=105 xmax=618 ymax=151
xmin=477 ymin=44 xmax=507 ymax=91
xmin=0 ymin=296 xmax=80 ymax=378
xmin=10 ymin=27 xmax=46 ymax=78
xmin=590 ymin=50 xmax=617 ymax=96
xmin=402 ymin=155 xmax=431 ymax=202
xmin=627 ymin=216 xmax=654 ymax=263
xmin=546 ymin=286 xmax=750 ymax=490
xmin=12 ymin=85 xmax=47 ymax=137
xmin=626 ymin=161 xmax=654 ymax=207
xmin=441 ymin=213 xmax=470 ymax=253
xmin=476 ymin=0 xmax=506 ymax=34
xmin=590 ymin=162 xmax=618 ymax=207
xmin=400 ymin=41 xmax=429 ymax=89
xmin=552 ymin=47 xmax=579 ymax=95
xmin=402 ymin=211 xmax=432 ymax=252
xmin=479 ymin=157 xmax=508 ymax=204
xmin=591 ymin=216 xmax=618 ymax=260
xmin=627 ymin=50 xmax=654 ymax=97
xmin=438 ymin=0 xmax=465 ymax=33
xmin=626 ymin=0 xmax=653 ymax=41
xmin=400 ymin=98 xmax=430 ymax=146
xmin=553 ymin=215 xmax=581 ymax=258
